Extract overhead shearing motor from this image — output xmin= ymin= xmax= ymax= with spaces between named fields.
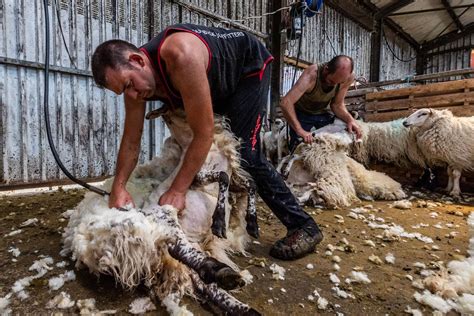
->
xmin=288 ymin=0 xmax=324 ymax=39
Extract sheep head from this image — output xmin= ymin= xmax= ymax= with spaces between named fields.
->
xmin=403 ymin=108 xmax=434 ymax=128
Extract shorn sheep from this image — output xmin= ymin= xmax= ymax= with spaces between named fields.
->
xmin=62 ymin=106 xmax=260 ymax=315
xmin=282 ymin=129 xmax=406 ymax=208
xmin=403 ymin=108 xmax=474 ymax=197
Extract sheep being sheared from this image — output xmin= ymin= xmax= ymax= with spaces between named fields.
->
xmin=403 ymin=108 xmax=474 ymax=197
xmin=62 ymin=107 xmax=260 ymax=314
xmin=146 ymin=105 xmax=259 ymax=240
xmin=283 ymin=131 xmax=406 ymax=208
xmin=305 ymin=117 xmax=435 ymax=189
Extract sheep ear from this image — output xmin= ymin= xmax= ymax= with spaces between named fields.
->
xmin=429 ymin=108 xmax=433 ymax=114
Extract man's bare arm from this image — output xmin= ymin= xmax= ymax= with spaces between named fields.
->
xmin=109 ymin=96 xmax=146 ymax=208
xmin=280 ymin=64 xmax=318 ymax=143
xmin=330 ymin=74 xmax=361 ymax=138
xmin=158 ymin=32 xmax=214 ymax=209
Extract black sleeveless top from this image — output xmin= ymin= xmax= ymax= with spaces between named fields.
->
xmin=140 ymin=23 xmax=273 ymax=109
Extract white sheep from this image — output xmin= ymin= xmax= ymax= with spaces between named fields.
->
xmin=351 ymin=118 xmax=427 ymax=169
xmin=261 ymin=118 xmax=287 ymax=164
xmin=284 ymin=131 xmax=406 ymax=208
xmin=62 ymin=107 xmax=260 ymax=314
xmin=403 ymin=108 xmax=474 ymax=197
xmin=146 ymin=106 xmax=259 ymax=240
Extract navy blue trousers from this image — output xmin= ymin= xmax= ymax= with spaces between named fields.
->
xmin=288 ymin=110 xmax=335 ymax=151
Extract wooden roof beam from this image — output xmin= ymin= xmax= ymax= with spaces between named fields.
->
xmin=441 ymin=0 xmax=464 ymax=31
xmin=374 ymin=0 xmax=415 ymax=19
xmin=325 ymin=0 xmax=374 ymax=31
xmin=389 ymin=4 xmax=473 ymax=16
xmin=421 ymin=22 xmax=474 ymax=52
xmin=357 ymin=0 xmax=420 ymax=50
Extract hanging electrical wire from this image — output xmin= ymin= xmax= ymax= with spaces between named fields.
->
xmin=175 ymin=1 xmax=292 ymax=29
xmin=42 ymin=0 xmax=114 ymax=199
xmin=291 ymin=12 xmax=304 ymax=86
xmin=53 ymin=0 xmax=77 ymax=68
xmin=381 ymin=24 xmax=416 ymax=63
xmin=227 ymin=5 xmax=292 ymax=23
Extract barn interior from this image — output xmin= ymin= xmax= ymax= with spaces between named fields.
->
xmin=1 ymin=1 xmax=474 ymax=315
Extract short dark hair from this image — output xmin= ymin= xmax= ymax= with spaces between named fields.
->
xmin=326 ymin=55 xmax=354 ymax=74
xmin=91 ymin=39 xmax=140 ymax=88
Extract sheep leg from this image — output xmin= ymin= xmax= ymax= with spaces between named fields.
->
xmin=450 ymin=168 xmax=462 ymax=199
xmin=283 ymin=154 xmax=301 ymax=178
xmin=276 ymin=154 xmax=291 ymax=174
xmin=446 ymin=166 xmax=454 ymax=193
xmin=277 ymin=135 xmax=283 ymax=164
xmin=191 ymin=271 xmax=261 ymax=316
xmin=244 ymin=179 xmax=259 ymax=239
xmin=142 ymin=205 xmax=244 ymax=290
xmin=194 ymin=171 xmax=230 ymax=238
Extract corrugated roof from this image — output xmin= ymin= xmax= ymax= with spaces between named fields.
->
xmin=371 ymin=0 xmax=474 ymax=43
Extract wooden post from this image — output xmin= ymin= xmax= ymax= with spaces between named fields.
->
xmin=269 ymin=0 xmax=284 ymax=123
xmin=369 ymin=18 xmax=382 ymax=82
xmin=147 ymin=0 xmax=154 ymax=39
xmin=416 ymin=51 xmax=425 ymax=75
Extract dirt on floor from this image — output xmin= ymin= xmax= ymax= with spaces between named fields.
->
xmin=1 ymin=187 xmax=473 ymax=315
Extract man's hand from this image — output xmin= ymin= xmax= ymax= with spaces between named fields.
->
xmin=347 ymin=120 xmax=362 ymax=139
xmin=297 ymin=129 xmax=314 ymax=144
xmin=159 ymin=188 xmax=186 ymax=211
xmin=109 ymin=187 xmax=135 ymax=209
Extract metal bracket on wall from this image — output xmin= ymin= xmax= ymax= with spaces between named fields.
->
xmin=170 ymin=0 xmax=268 ymax=40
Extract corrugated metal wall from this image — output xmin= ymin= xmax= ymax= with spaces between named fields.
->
xmin=4 ymin=0 xmax=467 ymax=188
xmin=285 ymin=6 xmax=372 ymax=85
xmin=0 ymin=0 xmax=270 ymax=187
xmin=424 ymin=33 xmax=473 ymax=82
xmin=283 ymin=5 xmax=418 ymax=93
xmin=379 ymin=26 xmax=417 ymax=84
xmin=0 ymin=0 xmax=159 ymax=187
xmin=283 ymin=7 xmax=371 ymax=96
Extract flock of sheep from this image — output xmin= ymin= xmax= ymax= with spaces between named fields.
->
xmin=263 ymin=108 xmax=474 ymax=206
xmin=60 ymin=107 xmax=474 ymax=314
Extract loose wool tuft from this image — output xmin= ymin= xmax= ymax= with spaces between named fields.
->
xmin=416 ymin=212 xmax=474 ymax=314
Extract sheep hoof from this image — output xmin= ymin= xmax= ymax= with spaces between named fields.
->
xmin=215 ymin=267 xmax=245 ymax=290
xmin=245 ymin=219 xmax=259 ymax=239
xmin=211 ymin=221 xmax=227 ymax=239
xmin=241 ymin=308 xmax=262 ymax=316
xmin=199 ymin=258 xmax=244 ymax=290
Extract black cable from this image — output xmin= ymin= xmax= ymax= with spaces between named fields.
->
xmin=381 ymin=25 xmax=416 ymax=63
xmin=42 ymin=0 xmax=110 ymax=197
xmin=291 ymin=9 xmax=304 ymax=86
xmin=53 ymin=0 xmax=77 ymax=68
xmin=287 ymin=3 xmax=306 ymax=151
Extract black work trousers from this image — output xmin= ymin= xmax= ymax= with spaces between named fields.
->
xmin=215 ymin=65 xmax=317 ymax=233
